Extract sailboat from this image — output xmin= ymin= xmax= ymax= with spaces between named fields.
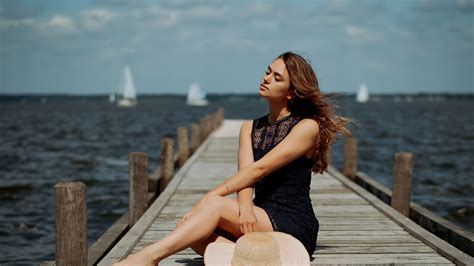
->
xmin=109 ymin=93 xmax=116 ymax=103
xmin=186 ymin=83 xmax=208 ymax=106
xmin=356 ymin=83 xmax=369 ymax=103
xmin=117 ymin=65 xmax=137 ymax=107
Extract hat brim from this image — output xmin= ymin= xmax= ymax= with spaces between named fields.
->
xmin=203 ymin=232 xmax=310 ymax=265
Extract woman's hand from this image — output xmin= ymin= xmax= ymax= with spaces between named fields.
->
xmin=239 ymin=208 xmax=258 ymax=234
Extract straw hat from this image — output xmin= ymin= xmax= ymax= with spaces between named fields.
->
xmin=203 ymin=231 xmax=310 ymax=265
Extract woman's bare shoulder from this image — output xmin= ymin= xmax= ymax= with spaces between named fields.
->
xmin=295 ymin=118 xmax=320 ymax=131
xmin=291 ymin=118 xmax=320 ymax=141
xmin=239 ymin=120 xmax=253 ymax=136
xmin=241 ymin=120 xmax=253 ymax=130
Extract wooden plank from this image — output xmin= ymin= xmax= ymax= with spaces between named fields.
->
xmin=356 ymin=171 xmax=474 ymax=257
xmin=97 ymin=131 xmax=216 ymax=265
xmin=309 ymin=253 xmax=454 ymax=264
xmin=327 ymin=166 xmax=474 ymax=265
xmin=310 ymin=243 xmax=438 ymax=254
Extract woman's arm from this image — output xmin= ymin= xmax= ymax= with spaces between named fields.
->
xmin=207 ymin=118 xmax=320 ymax=196
xmin=236 ymin=120 xmax=255 ymax=213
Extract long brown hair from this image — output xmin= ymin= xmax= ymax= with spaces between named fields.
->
xmin=277 ymin=51 xmax=353 ymax=174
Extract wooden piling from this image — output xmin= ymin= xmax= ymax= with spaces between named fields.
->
xmin=391 ymin=152 xmax=414 ymax=217
xmin=204 ymin=115 xmax=211 ymax=138
xmin=129 ymin=152 xmax=148 ymax=225
xmin=54 ymin=181 xmax=87 ymax=266
xmin=209 ymin=112 xmax=215 ymax=131
xmin=343 ymin=137 xmax=357 ymax=179
xmin=199 ymin=117 xmax=208 ymax=143
xmin=159 ymin=138 xmax=174 ymax=192
xmin=177 ymin=127 xmax=189 ymax=167
xmin=207 ymin=115 xmax=212 ymax=134
xmin=190 ymin=123 xmax=200 ymax=154
xmin=216 ymin=107 xmax=224 ymax=126
xmin=211 ymin=111 xmax=218 ymax=130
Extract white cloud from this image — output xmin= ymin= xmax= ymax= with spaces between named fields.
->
xmin=0 ymin=18 xmax=35 ymax=29
xmin=42 ymin=15 xmax=77 ymax=34
xmin=49 ymin=15 xmax=75 ymax=29
xmin=80 ymin=8 xmax=117 ymax=31
xmin=0 ymin=14 xmax=77 ymax=36
xmin=146 ymin=4 xmax=231 ymax=30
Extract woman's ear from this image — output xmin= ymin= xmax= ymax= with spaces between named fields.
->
xmin=287 ymin=88 xmax=297 ymax=100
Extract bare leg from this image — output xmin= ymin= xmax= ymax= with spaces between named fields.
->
xmin=114 ymin=195 xmax=274 ymax=265
xmin=147 ymin=197 xmax=223 ymax=261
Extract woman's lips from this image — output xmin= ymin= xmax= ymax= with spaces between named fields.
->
xmin=260 ymin=84 xmax=268 ymax=90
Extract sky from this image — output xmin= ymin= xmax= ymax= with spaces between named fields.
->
xmin=0 ymin=0 xmax=473 ymax=95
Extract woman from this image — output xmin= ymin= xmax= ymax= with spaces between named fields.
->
xmin=115 ymin=51 xmax=351 ymax=265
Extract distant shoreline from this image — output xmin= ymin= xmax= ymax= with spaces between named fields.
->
xmin=0 ymin=92 xmax=473 ymax=98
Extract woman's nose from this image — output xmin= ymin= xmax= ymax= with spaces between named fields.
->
xmin=263 ymin=74 xmax=271 ymax=83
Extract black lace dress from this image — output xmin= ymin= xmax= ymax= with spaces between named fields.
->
xmin=251 ymin=113 xmax=319 ymax=258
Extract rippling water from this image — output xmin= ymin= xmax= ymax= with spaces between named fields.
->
xmin=0 ymin=95 xmax=472 ymax=264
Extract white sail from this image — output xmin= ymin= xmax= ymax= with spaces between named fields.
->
xmin=117 ymin=65 xmax=137 ymax=107
xmin=356 ymin=83 xmax=369 ymax=103
xmin=122 ymin=66 xmax=136 ymax=99
xmin=186 ymin=83 xmax=208 ymax=106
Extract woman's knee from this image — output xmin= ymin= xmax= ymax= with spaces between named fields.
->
xmin=203 ymin=194 xmax=225 ymax=210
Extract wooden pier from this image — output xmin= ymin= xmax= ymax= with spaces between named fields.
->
xmin=95 ymin=119 xmax=472 ymax=265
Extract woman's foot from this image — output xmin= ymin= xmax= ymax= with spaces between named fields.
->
xmin=112 ymin=248 xmax=161 ymax=266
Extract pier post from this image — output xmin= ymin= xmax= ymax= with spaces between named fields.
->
xmin=190 ymin=123 xmax=200 ymax=154
xmin=391 ymin=152 xmax=414 ymax=217
xmin=54 ymin=181 xmax=87 ymax=266
xmin=212 ymin=110 xmax=220 ymax=129
xmin=129 ymin=152 xmax=148 ymax=225
xmin=217 ymin=107 xmax=224 ymax=126
xmin=207 ymin=114 xmax=213 ymax=133
xmin=200 ymin=117 xmax=208 ymax=143
xmin=343 ymin=137 xmax=357 ymax=179
xmin=177 ymin=127 xmax=189 ymax=167
xmin=210 ymin=111 xmax=217 ymax=131
xmin=160 ymin=138 xmax=175 ymax=192
xmin=205 ymin=115 xmax=211 ymax=137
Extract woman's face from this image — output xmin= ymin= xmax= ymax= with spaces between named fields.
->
xmin=258 ymin=58 xmax=291 ymax=101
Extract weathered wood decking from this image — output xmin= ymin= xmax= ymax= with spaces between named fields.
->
xmin=98 ymin=120 xmax=471 ymax=265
